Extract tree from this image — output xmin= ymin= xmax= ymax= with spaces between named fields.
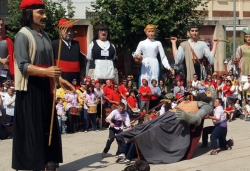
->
xmin=7 ymin=0 xmax=75 ymax=40
xmin=90 ymin=0 xmax=208 ymax=51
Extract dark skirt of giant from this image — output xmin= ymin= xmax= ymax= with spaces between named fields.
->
xmin=12 ymin=76 xmax=63 ymax=170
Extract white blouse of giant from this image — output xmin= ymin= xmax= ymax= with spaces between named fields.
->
xmin=133 ymin=38 xmax=171 ymax=69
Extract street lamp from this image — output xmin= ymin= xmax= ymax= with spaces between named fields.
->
xmin=232 ymin=0 xmax=236 ymax=59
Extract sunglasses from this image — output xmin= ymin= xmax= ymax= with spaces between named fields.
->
xmin=99 ymin=30 xmax=108 ymax=33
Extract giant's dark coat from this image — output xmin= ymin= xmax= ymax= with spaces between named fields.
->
xmin=12 ymin=27 xmax=62 ymax=170
xmin=116 ymin=112 xmax=190 ymax=164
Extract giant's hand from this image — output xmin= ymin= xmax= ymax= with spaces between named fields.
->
xmin=45 ymin=66 xmax=62 ymax=78
xmin=175 ymin=110 xmax=187 ymax=121
xmin=164 ymin=93 xmax=174 ymax=100
xmin=59 ymin=77 xmax=75 ymax=92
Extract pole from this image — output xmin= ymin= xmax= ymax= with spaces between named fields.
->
xmin=232 ymin=0 xmax=236 ymax=59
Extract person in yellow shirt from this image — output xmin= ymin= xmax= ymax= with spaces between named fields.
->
xmin=56 ymin=87 xmax=68 ymax=110
xmin=76 ymin=81 xmax=87 ymax=131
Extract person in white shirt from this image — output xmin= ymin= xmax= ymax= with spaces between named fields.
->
xmin=133 ymin=24 xmax=173 ymax=86
xmin=230 ymin=80 xmax=242 ymax=100
xmin=244 ymin=99 xmax=250 ymax=120
xmin=243 ymin=75 xmax=250 ymax=100
xmin=101 ymin=103 xmax=131 ymax=158
xmin=4 ymin=87 xmax=15 ymax=125
xmin=191 ymin=74 xmax=200 ymax=90
xmin=200 ymin=98 xmax=232 ymax=155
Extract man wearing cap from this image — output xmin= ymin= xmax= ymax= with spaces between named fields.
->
xmin=52 ymin=18 xmax=84 ymax=85
xmin=0 ymin=18 xmax=14 ymax=82
xmin=171 ymin=24 xmax=218 ymax=84
xmin=72 ymin=78 xmax=80 ymax=90
xmin=12 ymin=0 xmax=68 ymax=170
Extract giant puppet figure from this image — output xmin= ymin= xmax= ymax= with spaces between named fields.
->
xmin=12 ymin=0 xmax=73 ymax=170
xmin=52 ymin=18 xmax=84 ymax=85
xmin=86 ymin=24 xmax=119 ymax=83
xmin=171 ymin=24 xmax=218 ymax=83
xmin=234 ymin=28 xmax=250 ymax=79
xmin=116 ymin=92 xmax=218 ymax=164
xmin=133 ymin=24 xmax=174 ymax=86
xmin=0 ymin=18 xmax=14 ymax=81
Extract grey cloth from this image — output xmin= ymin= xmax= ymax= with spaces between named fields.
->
xmin=0 ymin=40 xmax=8 ymax=70
xmin=176 ymin=101 xmax=213 ymax=126
xmin=116 ymin=112 xmax=190 ymax=164
xmin=14 ymin=27 xmax=53 ymax=74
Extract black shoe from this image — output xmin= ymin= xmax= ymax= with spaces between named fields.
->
xmin=45 ymin=161 xmax=59 ymax=171
xmin=199 ymin=144 xmax=207 ymax=148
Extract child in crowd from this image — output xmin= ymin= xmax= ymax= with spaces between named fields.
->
xmin=197 ymin=80 xmax=206 ymax=94
xmin=224 ymin=102 xmax=235 ymax=122
xmin=139 ymin=107 xmax=147 ymax=124
xmin=56 ymin=97 xmax=66 ymax=134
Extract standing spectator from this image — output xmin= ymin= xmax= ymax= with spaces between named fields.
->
xmin=149 ymin=79 xmax=161 ymax=110
xmin=81 ymin=84 xmax=98 ymax=132
xmin=71 ymin=78 xmax=80 ymax=90
xmin=76 ymin=81 xmax=86 ymax=131
xmin=119 ymin=79 xmax=129 ymax=109
xmin=174 ymin=80 xmax=184 ymax=99
xmin=0 ymin=18 xmax=14 ymax=81
xmin=52 ymin=18 xmax=83 ymax=84
xmin=200 ymin=98 xmax=232 ymax=155
xmin=226 ymin=70 xmax=233 ymax=81
xmin=223 ymin=80 xmax=233 ymax=108
xmin=94 ymin=80 xmax=104 ymax=129
xmin=56 ymin=98 xmax=66 ymax=134
xmin=4 ymin=87 xmax=15 ymax=125
xmin=138 ymin=78 xmax=152 ymax=111
xmin=65 ymin=90 xmax=79 ymax=133
xmin=159 ymin=79 xmax=168 ymax=100
xmin=109 ymin=85 xmax=121 ymax=109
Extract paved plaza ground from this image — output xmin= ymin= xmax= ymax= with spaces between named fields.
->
xmin=1 ymin=118 xmax=250 ymax=171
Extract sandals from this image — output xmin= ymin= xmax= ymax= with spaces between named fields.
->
xmin=210 ymin=150 xmax=218 ymax=155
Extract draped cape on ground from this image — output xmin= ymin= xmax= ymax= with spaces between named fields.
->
xmin=116 ymin=112 xmax=190 ymax=164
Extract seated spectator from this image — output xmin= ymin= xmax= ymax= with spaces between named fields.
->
xmin=230 ymin=80 xmax=242 ymax=102
xmin=197 ymin=80 xmax=206 ymax=94
xmin=244 ymin=99 xmax=250 ymax=121
xmin=224 ymin=103 xmax=235 ymax=122
xmin=173 ymin=80 xmax=184 ymax=99
xmin=127 ymin=90 xmax=139 ymax=119
xmin=185 ymin=80 xmax=194 ymax=101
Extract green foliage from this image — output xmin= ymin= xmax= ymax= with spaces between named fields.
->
xmin=7 ymin=0 xmax=75 ymax=40
xmin=89 ymin=0 xmax=208 ymax=51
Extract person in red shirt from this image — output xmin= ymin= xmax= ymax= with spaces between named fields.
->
xmin=138 ymin=78 xmax=152 ymax=111
xmin=127 ymin=90 xmax=139 ymax=119
xmin=224 ymin=103 xmax=235 ymax=122
xmin=118 ymin=79 xmax=129 ymax=109
xmin=205 ymin=74 xmax=217 ymax=89
xmin=223 ymin=80 xmax=233 ymax=108
xmin=109 ymin=85 xmax=121 ymax=110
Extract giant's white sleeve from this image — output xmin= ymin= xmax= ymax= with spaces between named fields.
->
xmin=86 ymin=41 xmax=94 ymax=60
xmin=133 ymin=41 xmax=143 ymax=58
xmin=158 ymin=41 xmax=170 ymax=69
xmin=124 ymin=112 xmax=131 ymax=127
xmin=203 ymin=43 xmax=214 ymax=64
xmin=175 ymin=46 xmax=185 ymax=65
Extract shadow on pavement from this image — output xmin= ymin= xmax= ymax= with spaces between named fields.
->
xmin=59 ymin=153 xmax=118 ymax=171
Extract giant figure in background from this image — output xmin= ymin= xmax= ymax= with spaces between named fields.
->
xmin=133 ymin=24 xmax=173 ymax=86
